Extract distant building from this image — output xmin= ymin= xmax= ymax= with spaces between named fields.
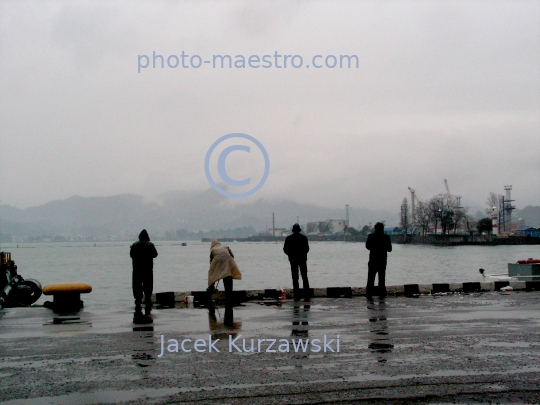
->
xmin=267 ymin=228 xmax=288 ymax=237
xmin=516 ymin=227 xmax=540 ymax=237
xmin=306 ymin=220 xmax=347 ymax=235
xmin=306 ymin=222 xmax=320 ymax=234
xmin=384 ymin=227 xmax=404 ymax=235
xmin=327 ymin=220 xmax=346 ymax=233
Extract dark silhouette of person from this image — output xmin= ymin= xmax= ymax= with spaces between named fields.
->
xmin=365 ymin=222 xmax=392 ymax=298
xmin=130 ymin=229 xmax=158 ymax=320
xmin=283 ymin=224 xmax=310 ymax=300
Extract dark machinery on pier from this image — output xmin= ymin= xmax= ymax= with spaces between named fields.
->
xmin=0 ymin=251 xmax=42 ymax=308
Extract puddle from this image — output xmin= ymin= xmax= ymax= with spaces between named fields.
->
xmin=0 ymin=355 xmax=126 ymax=370
xmin=477 ymin=341 xmax=533 ymax=348
xmin=3 ymin=362 xmax=540 ymax=405
xmin=0 ymin=387 xmax=183 ymax=405
xmin=344 ymin=366 xmax=540 ymax=383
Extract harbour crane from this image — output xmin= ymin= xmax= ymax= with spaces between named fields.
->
xmin=444 ymin=179 xmax=450 ymax=197
xmin=444 ymin=179 xmax=466 ymax=232
xmin=407 ymin=187 xmax=422 ymax=230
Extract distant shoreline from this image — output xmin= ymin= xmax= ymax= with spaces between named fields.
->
xmin=201 ymin=235 xmax=540 ymax=246
xmin=3 ymin=236 xmax=538 ymax=246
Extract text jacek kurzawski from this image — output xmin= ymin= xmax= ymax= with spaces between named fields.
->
xmin=158 ymin=334 xmax=340 ymax=357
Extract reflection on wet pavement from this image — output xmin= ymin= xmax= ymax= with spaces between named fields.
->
xmin=291 ymin=301 xmax=310 ymax=337
xmin=130 ymin=328 xmax=156 ymax=369
xmin=367 ymin=297 xmax=394 ymax=362
xmin=208 ymin=306 xmax=242 ymax=341
xmin=2 ymin=293 xmax=540 ymax=404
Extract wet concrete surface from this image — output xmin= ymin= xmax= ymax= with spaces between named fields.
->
xmin=1 ymin=292 xmax=540 ymax=404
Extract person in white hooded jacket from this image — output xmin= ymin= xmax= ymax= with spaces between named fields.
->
xmin=207 ymin=239 xmax=242 ymax=305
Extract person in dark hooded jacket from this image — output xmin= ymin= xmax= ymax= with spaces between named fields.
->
xmin=365 ymin=222 xmax=392 ymax=298
xmin=130 ymin=229 xmax=158 ymax=315
xmin=283 ymin=224 xmax=310 ymax=300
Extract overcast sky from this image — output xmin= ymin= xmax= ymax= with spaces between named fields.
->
xmin=1 ymin=1 xmax=539 ymax=213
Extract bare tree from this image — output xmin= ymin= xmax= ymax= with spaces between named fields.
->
xmin=415 ymin=200 xmax=432 ymax=236
xmin=485 ymin=192 xmax=502 ymax=215
xmin=465 ymin=216 xmax=478 ymax=235
xmin=485 ymin=192 xmax=505 ymax=230
xmin=400 ymin=198 xmax=410 ymax=234
xmin=424 ymin=193 xmax=470 ymax=235
xmin=428 ymin=195 xmax=445 ymax=234
xmin=452 ymin=206 xmax=469 ymax=234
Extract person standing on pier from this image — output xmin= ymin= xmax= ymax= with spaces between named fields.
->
xmin=365 ymin=222 xmax=392 ymax=299
xmin=208 ymin=239 xmax=242 ymax=306
xmin=130 ymin=229 xmax=158 ymax=319
xmin=284 ymin=224 xmax=311 ymax=300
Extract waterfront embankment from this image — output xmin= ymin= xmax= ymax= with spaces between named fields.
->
xmin=2 ymin=291 xmax=540 ymax=404
xmin=202 ymin=235 xmax=540 ymax=245
xmin=153 ymin=280 xmax=540 ymax=306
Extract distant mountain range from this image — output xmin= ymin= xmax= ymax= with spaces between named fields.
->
xmin=0 ymin=189 xmax=401 ymax=240
xmin=515 ymin=205 xmax=540 ymax=228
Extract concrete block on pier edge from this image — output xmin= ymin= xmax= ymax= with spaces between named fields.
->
xmin=246 ymin=290 xmax=264 ymax=299
xmin=510 ymin=281 xmax=526 ymax=290
xmin=155 ymin=292 xmax=175 ymax=307
xmin=449 ymin=283 xmax=462 ymax=292
xmin=462 ymin=282 xmax=481 ymax=293
xmin=432 ymin=283 xmax=450 ymax=294
xmin=419 ymin=284 xmax=432 ymax=294
xmin=264 ymin=289 xmax=280 ymax=299
xmin=403 ymin=284 xmax=420 ymax=296
xmin=327 ymin=287 xmax=352 ymax=298
xmin=174 ymin=292 xmax=187 ymax=302
xmin=296 ymin=288 xmax=314 ymax=298
xmin=279 ymin=288 xmax=309 ymax=299
xmin=231 ymin=290 xmax=247 ymax=303
xmin=526 ymin=281 xmax=540 ymax=292
xmin=387 ymin=285 xmax=404 ymax=294
xmin=494 ymin=281 xmax=510 ymax=291
xmin=351 ymin=287 xmax=365 ymax=296
xmin=191 ymin=291 xmax=209 ymax=305
xmin=152 ymin=292 xmax=187 ymax=303
xmin=480 ymin=282 xmax=494 ymax=291
xmin=312 ymin=288 xmax=326 ymax=298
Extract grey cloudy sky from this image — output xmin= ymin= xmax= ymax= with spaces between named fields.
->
xmin=1 ymin=1 xmax=539 ymax=212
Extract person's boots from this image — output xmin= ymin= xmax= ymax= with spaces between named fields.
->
xmin=144 ymin=301 xmax=153 ymax=323
xmin=145 ymin=304 xmax=152 ymax=315
xmin=133 ymin=305 xmax=144 ymax=323
xmin=207 ymin=284 xmax=216 ymax=307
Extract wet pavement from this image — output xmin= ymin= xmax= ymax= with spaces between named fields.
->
xmin=1 ymin=291 xmax=540 ymax=404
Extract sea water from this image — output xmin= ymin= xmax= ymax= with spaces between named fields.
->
xmin=2 ymin=241 xmax=537 ymax=309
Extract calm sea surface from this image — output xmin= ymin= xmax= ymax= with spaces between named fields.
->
xmin=2 ymin=241 xmax=538 ymax=309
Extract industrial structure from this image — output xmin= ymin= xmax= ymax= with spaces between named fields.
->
xmin=501 ymin=185 xmax=515 ymax=233
xmin=405 ymin=182 xmax=518 ymax=236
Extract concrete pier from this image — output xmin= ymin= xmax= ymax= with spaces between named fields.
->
xmin=2 ymin=289 xmax=540 ymax=403
xmin=152 ymin=280 xmax=540 ymax=305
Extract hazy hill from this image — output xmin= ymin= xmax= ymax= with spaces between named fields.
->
xmin=0 ymin=189 xmax=399 ymax=239
xmin=515 ymin=206 xmax=540 ymax=227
